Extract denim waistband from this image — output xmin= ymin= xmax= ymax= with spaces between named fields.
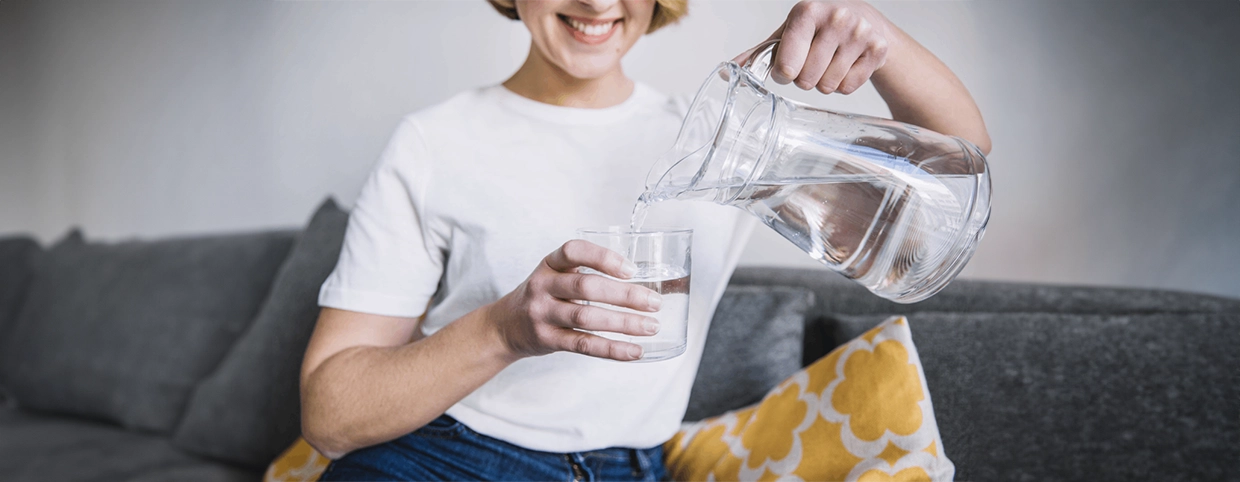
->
xmin=321 ymin=414 xmax=668 ymax=482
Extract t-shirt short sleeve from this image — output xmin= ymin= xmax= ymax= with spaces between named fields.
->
xmin=318 ymin=119 xmax=446 ymax=318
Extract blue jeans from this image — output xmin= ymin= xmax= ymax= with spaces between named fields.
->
xmin=319 ymin=415 xmax=667 ymax=481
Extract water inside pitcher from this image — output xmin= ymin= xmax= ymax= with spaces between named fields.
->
xmin=636 ymin=40 xmax=991 ymax=303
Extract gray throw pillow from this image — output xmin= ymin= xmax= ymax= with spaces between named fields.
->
xmin=0 ymin=236 xmax=41 ymax=348
xmin=684 ymin=285 xmax=814 ymax=422
xmin=0 ymin=236 xmax=42 ymax=409
xmin=0 ymin=228 xmax=295 ymax=433
xmin=173 ymin=199 xmax=349 ymax=468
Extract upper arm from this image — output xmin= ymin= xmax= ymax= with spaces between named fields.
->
xmin=317 ymin=118 xmax=447 ymax=319
xmin=300 ymin=307 xmax=424 ymax=387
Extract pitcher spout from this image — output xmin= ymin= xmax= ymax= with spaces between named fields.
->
xmin=643 ymin=61 xmax=779 ymax=205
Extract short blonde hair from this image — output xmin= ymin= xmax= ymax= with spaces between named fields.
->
xmin=487 ymin=0 xmax=688 ymax=34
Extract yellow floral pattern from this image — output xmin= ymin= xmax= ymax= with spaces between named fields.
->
xmin=266 ymin=316 xmax=951 ymax=482
xmin=264 ymin=437 xmax=329 ymax=482
xmin=742 ymin=382 xmax=810 ymax=469
xmin=834 ymin=339 xmax=925 ymax=441
xmin=857 ymin=467 xmax=934 ymax=482
xmin=664 ymin=316 xmax=954 ymax=482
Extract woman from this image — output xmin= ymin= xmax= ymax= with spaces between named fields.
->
xmin=301 ymin=0 xmax=990 ymax=480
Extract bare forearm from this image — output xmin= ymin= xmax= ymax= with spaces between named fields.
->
xmin=872 ymin=27 xmax=991 ymax=154
xmin=301 ymin=306 xmax=513 ymax=458
xmin=300 ymin=241 xmax=661 ymax=458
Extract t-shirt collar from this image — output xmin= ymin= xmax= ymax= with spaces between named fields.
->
xmin=489 ymin=83 xmax=656 ymax=125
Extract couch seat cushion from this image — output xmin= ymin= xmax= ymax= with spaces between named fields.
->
xmin=0 ymin=408 xmax=259 ymax=482
xmin=0 ymin=229 xmax=295 ymax=433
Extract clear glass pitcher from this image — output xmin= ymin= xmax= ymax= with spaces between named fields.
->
xmin=639 ymin=39 xmax=991 ymax=303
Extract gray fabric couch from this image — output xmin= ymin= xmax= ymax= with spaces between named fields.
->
xmin=0 ymin=199 xmax=1236 ymax=481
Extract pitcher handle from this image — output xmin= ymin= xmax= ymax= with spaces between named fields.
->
xmin=740 ymin=39 xmax=780 ymax=82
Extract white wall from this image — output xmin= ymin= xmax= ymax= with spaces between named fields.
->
xmin=1 ymin=0 xmax=1237 ymax=298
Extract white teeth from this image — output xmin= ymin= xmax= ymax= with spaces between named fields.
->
xmin=566 ymin=17 xmax=615 ymax=37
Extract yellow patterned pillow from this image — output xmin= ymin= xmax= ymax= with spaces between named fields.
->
xmin=664 ymin=316 xmax=954 ymax=482
xmin=267 ymin=317 xmax=949 ymax=481
xmin=265 ymin=437 xmax=329 ymax=482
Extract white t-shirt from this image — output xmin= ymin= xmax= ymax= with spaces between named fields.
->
xmin=318 ymin=83 xmax=755 ymax=453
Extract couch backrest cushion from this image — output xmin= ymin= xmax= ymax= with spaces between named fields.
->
xmin=685 ymin=285 xmax=813 ymax=422
xmin=853 ymin=311 xmax=1238 ymax=481
xmin=730 ymin=267 xmax=1240 ymax=316
xmin=173 ymin=198 xmax=348 ymax=468
xmin=0 ymin=228 xmax=295 ymax=433
xmin=0 ymin=236 xmax=41 ymax=347
xmin=749 ymin=267 xmax=1240 ymax=481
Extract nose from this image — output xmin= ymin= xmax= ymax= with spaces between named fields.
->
xmin=574 ymin=0 xmax=621 ymax=14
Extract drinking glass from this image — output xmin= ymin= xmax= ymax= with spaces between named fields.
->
xmin=576 ymin=227 xmax=692 ymax=362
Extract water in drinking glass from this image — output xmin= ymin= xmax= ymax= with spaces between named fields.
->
xmin=577 ymin=227 xmax=692 ymax=362
xmin=586 ymin=263 xmax=690 ymax=362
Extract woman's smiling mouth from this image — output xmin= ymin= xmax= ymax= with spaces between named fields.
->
xmin=558 ymin=14 xmax=621 ymax=45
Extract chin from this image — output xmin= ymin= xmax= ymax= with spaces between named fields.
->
xmin=560 ymin=57 xmax=624 ymax=80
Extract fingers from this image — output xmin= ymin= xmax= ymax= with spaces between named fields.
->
xmin=837 ymin=41 xmax=888 ymax=95
xmin=546 ymin=272 xmax=661 ymax=312
xmin=525 ymin=241 xmax=667 ymax=363
xmin=548 ymin=302 xmax=660 ymax=337
xmin=544 ymin=240 xmax=636 ymax=279
xmin=553 ymin=330 xmax=645 ymax=361
xmin=793 ymin=29 xmax=843 ymax=91
xmin=770 ymin=3 xmax=818 ymax=84
xmin=817 ymin=17 xmax=872 ymax=93
xmin=756 ymin=1 xmax=890 ymax=95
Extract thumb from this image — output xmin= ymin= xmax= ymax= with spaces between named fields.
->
xmin=732 ymin=24 xmax=785 ymax=64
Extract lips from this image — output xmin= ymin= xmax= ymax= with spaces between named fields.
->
xmin=557 ymin=14 xmax=621 ymax=45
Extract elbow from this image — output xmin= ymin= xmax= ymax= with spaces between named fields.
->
xmin=973 ymin=134 xmax=992 ymax=157
xmin=300 ymin=380 xmax=356 ymax=460
xmin=962 ymin=123 xmax=991 ymax=156
xmin=302 ymin=413 xmax=351 ymax=460
xmin=968 ymin=119 xmax=992 ymax=156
